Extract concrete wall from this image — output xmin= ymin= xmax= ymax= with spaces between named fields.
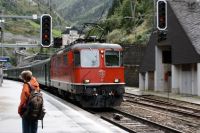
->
xmin=155 ymin=46 xmax=165 ymax=91
xmin=172 ymin=64 xmax=198 ymax=96
xmin=139 ymin=71 xmax=154 ymax=91
xmin=192 ymin=64 xmax=197 ymax=95
xmin=139 ymin=73 xmax=145 ymax=90
xmin=197 ymin=63 xmax=200 ymax=96
xmin=155 ymin=46 xmax=172 ymax=92
xmin=172 ymin=65 xmax=180 ymax=93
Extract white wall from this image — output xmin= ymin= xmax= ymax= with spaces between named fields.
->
xmin=172 ymin=65 xmax=179 ymax=93
xmin=192 ymin=64 xmax=197 ymax=95
xmin=197 ymin=63 xmax=200 ymax=96
xmin=145 ymin=73 xmax=149 ymax=90
xmin=179 ymin=64 xmax=197 ymax=95
xmin=155 ymin=46 xmax=165 ymax=91
xmin=181 ymin=69 xmax=192 ymax=95
xmin=139 ymin=72 xmax=154 ymax=91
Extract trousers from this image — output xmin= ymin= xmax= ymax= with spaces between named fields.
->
xmin=22 ymin=118 xmax=38 ymax=133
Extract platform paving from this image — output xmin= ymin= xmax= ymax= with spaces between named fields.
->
xmin=0 ymin=80 xmax=127 ymax=133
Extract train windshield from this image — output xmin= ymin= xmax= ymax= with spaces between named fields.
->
xmin=80 ymin=49 xmax=99 ymax=67
xmin=105 ymin=51 xmax=121 ymax=67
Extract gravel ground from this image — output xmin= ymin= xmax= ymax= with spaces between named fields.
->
xmin=116 ymin=102 xmax=200 ymax=133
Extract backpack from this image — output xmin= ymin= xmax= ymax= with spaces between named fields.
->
xmin=22 ymin=82 xmax=46 ymax=128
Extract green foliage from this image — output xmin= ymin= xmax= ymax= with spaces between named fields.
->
xmin=107 ymin=0 xmax=121 ymax=17
xmin=4 ymin=20 xmax=39 ymax=36
xmin=120 ymin=0 xmax=133 ymax=29
xmin=107 ymin=29 xmax=124 ymax=44
xmin=102 ymin=0 xmax=154 ymax=45
xmin=0 ymin=0 xmax=66 ymax=37
xmin=52 ymin=29 xmax=62 ymax=37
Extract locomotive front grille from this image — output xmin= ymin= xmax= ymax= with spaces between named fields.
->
xmin=82 ymin=85 xmax=125 ymax=96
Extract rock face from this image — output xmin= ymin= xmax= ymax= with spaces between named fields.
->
xmin=39 ymin=0 xmax=113 ymax=24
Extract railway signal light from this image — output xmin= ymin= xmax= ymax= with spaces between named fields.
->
xmin=158 ymin=30 xmax=167 ymax=42
xmin=157 ymin=0 xmax=167 ymax=31
xmin=40 ymin=14 xmax=52 ymax=47
xmin=53 ymin=37 xmax=62 ymax=48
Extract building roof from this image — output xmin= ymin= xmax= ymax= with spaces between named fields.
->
xmin=139 ymin=33 xmax=156 ymax=73
xmin=168 ymin=0 xmax=200 ymax=54
xmin=139 ymin=0 xmax=200 ymax=72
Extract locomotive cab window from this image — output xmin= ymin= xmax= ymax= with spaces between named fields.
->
xmin=105 ymin=51 xmax=120 ymax=66
xmin=74 ymin=51 xmax=80 ymax=66
xmin=80 ymin=49 xmax=99 ymax=67
xmin=120 ymin=52 xmax=124 ymax=66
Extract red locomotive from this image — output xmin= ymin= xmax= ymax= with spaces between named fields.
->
xmin=50 ymin=43 xmax=125 ymax=107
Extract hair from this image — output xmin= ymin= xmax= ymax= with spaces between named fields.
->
xmin=20 ymin=70 xmax=32 ymax=82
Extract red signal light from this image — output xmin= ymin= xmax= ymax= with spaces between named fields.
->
xmin=40 ymin=14 xmax=52 ymax=47
xmin=43 ymin=34 xmax=48 ymax=39
xmin=157 ymin=0 xmax=167 ymax=30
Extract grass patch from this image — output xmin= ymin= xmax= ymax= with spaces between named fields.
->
xmin=52 ymin=29 xmax=62 ymax=37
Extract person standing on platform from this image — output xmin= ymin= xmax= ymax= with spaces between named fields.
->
xmin=18 ymin=70 xmax=40 ymax=133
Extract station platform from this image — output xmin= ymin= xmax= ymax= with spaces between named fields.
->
xmin=0 ymin=80 xmax=127 ymax=133
xmin=125 ymin=86 xmax=200 ymax=105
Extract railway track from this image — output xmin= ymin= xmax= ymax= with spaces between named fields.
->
xmin=142 ymin=94 xmax=200 ymax=109
xmin=94 ymin=109 xmax=182 ymax=133
xmin=120 ymin=93 xmax=200 ymax=133
xmin=124 ymin=93 xmax=200 ymax=118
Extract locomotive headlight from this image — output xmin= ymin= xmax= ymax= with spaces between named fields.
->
xmin=84 ymin=79 xmax=90 ymax=84
xmin=114 ymin=78 xmax=120 ymax=83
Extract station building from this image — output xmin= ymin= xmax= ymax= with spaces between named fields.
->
xmin=139 ymin=0 xmax=200 ymax=96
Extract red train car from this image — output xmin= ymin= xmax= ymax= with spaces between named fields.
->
xmin=50 ymin=43 xmax=125 ymax=108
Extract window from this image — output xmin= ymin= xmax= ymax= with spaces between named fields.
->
xmin=105 ymin=51 xmax=120 ymax=66
xmin=182 ymin=64 xmax=191 ymax=71
xmin=162 ymin=51 xmax=171 ymax=64
xmin=63 ymin=54 xmax=68 ymax=65
xmin=80 ymin=49 xmax=99 ymax=67
xmin=74 ymin=51 xmax=80 ymax=66
xmin=120 ymin=52 xmax=123 ymax=66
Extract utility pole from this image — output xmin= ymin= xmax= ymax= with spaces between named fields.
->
xmin=0 ymin=10 xmax=4 ymax=58
xmin=49 ymin=0 xmax=52 ymax=12
xmin=0 ymin=10 xmax=4 ymax=86
xmin=153 ymin=0 xmax=156 ymax=31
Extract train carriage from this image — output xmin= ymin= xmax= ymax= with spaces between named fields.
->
xmin=31 ymin=59 xmax=51 ymax=87
xmin=5 ymin=66 xmax=31 ymax=81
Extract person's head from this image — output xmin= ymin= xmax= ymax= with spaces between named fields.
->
xmin=20 ymin=70 xmax=32 ymax=82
